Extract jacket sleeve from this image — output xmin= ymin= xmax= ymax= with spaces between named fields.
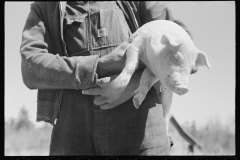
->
xmin=134 ymin=1 xmax=193 ymax=39
xmin=20 ymin=3 xmax=99 ymax=90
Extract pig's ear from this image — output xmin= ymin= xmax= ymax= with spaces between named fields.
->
xmin=161 ymin=34 xmax=183 ymax=47
xmin=195 ymin=51 xmax=211 ymax=69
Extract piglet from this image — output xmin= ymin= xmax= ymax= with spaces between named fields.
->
xmin=101 ymin=20 xmax=211 ymax=135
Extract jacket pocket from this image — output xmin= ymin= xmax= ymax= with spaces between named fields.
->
xmin=64 ymin=13 xmax=87 ymax=26
xmin=63 ymin=13 xmax=89 ymax=55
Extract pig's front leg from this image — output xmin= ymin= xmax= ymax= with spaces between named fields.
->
xmin=104 ymin=45 xmax=141 ymax=103
xmin=133 ymin=67 xmax=158 ymax=109
xmin=161 ymin=88 xmax=173 ymax=136
xmin=107 ymin=35 xmax=145 ymax=102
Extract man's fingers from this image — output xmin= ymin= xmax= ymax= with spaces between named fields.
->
xmin=94 ymin=96 xmax=108 ymax=106
xmin=82 ymin=87 xmax=101 ymax=95
xmin=100 ymin=103 xmax=116 ymax=110
xmin=97 ymin=77 xmax=111 ymax=87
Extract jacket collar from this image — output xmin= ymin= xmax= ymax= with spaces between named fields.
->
xmin=60 ymin=1 xmax=67 ymax=17
xmin=116 ymin=1 xmax=139 ymax=33
xmin=121 ymin=1 xmax=139 ymax=30
xmin=59 ymin=1 xmax=68 ymax=56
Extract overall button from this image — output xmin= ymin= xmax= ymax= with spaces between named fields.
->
xmin=82 ymin=78 xmax=88 ymax=84
xmin=54 ymin=118 xmax=58 ymax=125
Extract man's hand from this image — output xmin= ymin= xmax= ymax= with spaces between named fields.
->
xmin=96 ymin=34 xmax=145 ymax=78
xmin=82 ymin=69 xmax=143 ymax=110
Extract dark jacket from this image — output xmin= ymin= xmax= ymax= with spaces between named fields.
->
xmin=20 ymin=1 xmax=192 ymax=125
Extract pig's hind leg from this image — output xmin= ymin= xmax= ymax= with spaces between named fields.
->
xmin=161 ymin=88 xmax=173 ymax=136
xmin=133 ymin=67 xmax=158 ymax=109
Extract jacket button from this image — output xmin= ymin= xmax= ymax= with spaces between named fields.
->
xmin=54 ymin=118 xmax=58 ymax=125
xmin=82 ymin=78 xmax=88 ymax=84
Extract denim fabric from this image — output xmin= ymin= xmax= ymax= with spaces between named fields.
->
xmin=21 ymin=2 xmax=100 ymax=125
xmin=49 ymin=1 xmax=170 ymax=155
xmin=63 ymin=1 xmax=131 ymax=57
xmin=49 ymin=88 xmax=169 ymax=155
xmin=20 ymin=1 xmax=192 ymax=155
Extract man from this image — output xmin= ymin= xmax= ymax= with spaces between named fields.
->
xmin=20 ymin=1 xmax=192 ymax=155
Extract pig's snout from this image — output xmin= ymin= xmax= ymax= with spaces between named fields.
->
xmin=174 ymin=86 xmax=188 ymax=96
xmin=168 ymin=74 xmax=189 ymax=95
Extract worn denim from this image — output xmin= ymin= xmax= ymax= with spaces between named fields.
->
xmin=50 ymin=87 xmax=169 ymax=155
xmin=63 ymin=1 xmax=131 ymax=57
xmin=48 ymin=2 xmax=170 ymax=155
xmin=20 ymin=1 xmax=192 ymax=155
xmin=20 ymin=1 xmax=192 ymax=128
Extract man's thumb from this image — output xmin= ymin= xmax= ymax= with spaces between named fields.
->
xmin=97 ymin=77 xmax=111 ymax=86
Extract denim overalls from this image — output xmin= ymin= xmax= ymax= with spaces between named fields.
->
xmin=49 ymin=1 xmax=170 ymax=155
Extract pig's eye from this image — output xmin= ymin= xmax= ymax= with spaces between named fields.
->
xmin=172 ymin=54 xmax=178 ymax=63
xmin=190 ymin=67 xmax=198 ymax=74
xmin=171 ymin=54 xmax=179 ymax=64
xmin=172 ymin=52 xmax=184 ymax=64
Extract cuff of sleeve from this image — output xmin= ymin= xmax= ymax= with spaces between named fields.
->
xmin=75 ymin=54 xmax=100 ymax=89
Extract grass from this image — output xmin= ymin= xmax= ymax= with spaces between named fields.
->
xmin=168 ymin=119 xmax=235 ymax=156
xmin=4 ymin=107 xmax=235 ymax=156
xmin=5 ymin=124 xmax=52 ymax=156
xmin=5 ymin=123 xmax=235 ymax=156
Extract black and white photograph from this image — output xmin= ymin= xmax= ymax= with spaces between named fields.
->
xmin=5 ymin=1 xmax=235 ymax=157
